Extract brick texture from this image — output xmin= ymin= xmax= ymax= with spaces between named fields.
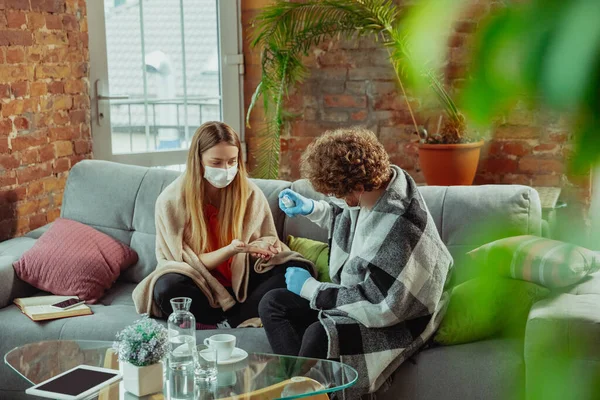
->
xmin=0 ymin=0 xmax=91 ymax=242
xmin=242 ymin=0 xmax=591 ymax=220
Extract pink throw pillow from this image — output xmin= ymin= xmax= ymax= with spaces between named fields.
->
xmin=13 ymin=218 xmax=138 ymax=303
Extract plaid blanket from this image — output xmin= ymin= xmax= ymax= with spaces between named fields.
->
xmin=304 ymin=166 xmax=453 ymax=397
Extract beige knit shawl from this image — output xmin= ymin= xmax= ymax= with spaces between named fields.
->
xmin=133 ymin=176 xmax=312 ymax=318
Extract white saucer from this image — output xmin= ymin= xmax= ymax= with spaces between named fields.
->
xmin=201 ymin=347 xmax=248 ymax=365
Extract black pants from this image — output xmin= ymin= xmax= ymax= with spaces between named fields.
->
xmin=153 ymin=265 xmax=288 ymax=328
xmin=258 ymin=288 xmax=329 ymax=359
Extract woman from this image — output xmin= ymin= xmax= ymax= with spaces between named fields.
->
xmin=133 ymin=121 xmax=314 ymax=329
xmin=259 ymin=127 xmax=453 ymax=396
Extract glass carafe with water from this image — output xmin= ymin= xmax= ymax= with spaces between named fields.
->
xmin=167 ymin=297 xmax=196 ymax=399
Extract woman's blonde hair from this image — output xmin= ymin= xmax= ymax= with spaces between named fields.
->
xmin=183 ymin=121 xmax=249 ymax=254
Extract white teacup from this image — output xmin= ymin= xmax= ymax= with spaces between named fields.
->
xmin=203 ymin=334 xmax=236 ymax=360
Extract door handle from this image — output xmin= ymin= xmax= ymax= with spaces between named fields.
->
xmin=94 ymin=79 xmax=129 ymax=126
xmin=98 ymin=94 xmax=129 ymax=100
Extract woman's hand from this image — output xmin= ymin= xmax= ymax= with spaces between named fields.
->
xmin=228 ymin=239 xmax=275 ymax=259
xmin=229 ymin=239 xmax=247 ymax=254
xmin=249 ymin=241 xmax=280 ymax=261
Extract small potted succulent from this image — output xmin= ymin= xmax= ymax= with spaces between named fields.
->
xmin=113 ymin=315 xmax=168 ymax=396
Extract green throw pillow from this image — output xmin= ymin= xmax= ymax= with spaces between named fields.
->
xmin=434 ymin=277 xmax=550 ymax=346
xmin=287 ymin=236 xmax=331 ymax=283
xmin=466 ymin=235 xmax=600 ymax=288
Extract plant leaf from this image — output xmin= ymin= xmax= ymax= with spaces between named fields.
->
xmin=541 ymin=0 xmax=600 ymax=110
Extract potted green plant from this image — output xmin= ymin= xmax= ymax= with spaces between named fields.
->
xmin=113 ymin=315 xmax=168 ymax=396
xmin=415 ymin=72 xmax=484 ymax=185
xmin=248 ymin=0 xmax=484 ymax=185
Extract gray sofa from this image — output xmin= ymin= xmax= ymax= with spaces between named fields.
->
xmin=1 ymin=160 xmax=599 ymax=400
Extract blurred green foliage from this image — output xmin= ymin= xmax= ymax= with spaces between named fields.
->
xmin=402 ymin=0 xmax=600 ymax=173
xmin=402 ymin=2 xmax=600 ymax=400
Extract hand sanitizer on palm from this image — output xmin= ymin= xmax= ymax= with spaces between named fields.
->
xmin=282 ymin=195 xmax=295 ymax=208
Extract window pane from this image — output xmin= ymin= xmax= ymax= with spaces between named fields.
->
xmin=104 ymin=0 xmax=222 ymax=154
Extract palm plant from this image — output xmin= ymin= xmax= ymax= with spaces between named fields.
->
xmin=247 ymin=0 xmax=470 ymax=179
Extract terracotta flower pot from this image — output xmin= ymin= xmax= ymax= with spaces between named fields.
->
xmin=418 ymin=141 xmax=484 ymax=186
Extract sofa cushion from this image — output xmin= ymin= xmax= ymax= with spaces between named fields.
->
xmin=62 ymin=160 xmax=149 ymax=235
xmin=62 ymin=161 xmax=180 ymax=283
xmin=467 ymin=235 xmax=600 ymax=288
xmin=435 ymin=277 xmax=549 ymax=345
xmin=128 ymin=231 xmax=160 ymax=283
xmin=418 ymin=185 xmax=542 ymax=283
xmin=127 ymin=167 xmax=179 ymax=282
xmin=287 ymin=235 xmax=330 ymax=282
xmin=418 ymin=185 xmax=542 ymax=245
xmin=13 ymin=218 xmax=138 ymax=303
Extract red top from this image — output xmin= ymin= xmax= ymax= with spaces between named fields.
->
xmin=204 ymin=204 xmax=233 ymax=287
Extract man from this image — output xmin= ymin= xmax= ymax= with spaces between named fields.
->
xmin=259 ymin=127 xmax=453 ymax=397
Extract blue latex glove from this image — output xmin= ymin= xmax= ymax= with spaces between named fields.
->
xmin=278 ymin=189 xmax=314 ymax=217
xmin=285 ymin=267 xmax=312 ymax=296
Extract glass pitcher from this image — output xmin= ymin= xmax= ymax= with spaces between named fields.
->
xmin=167 ymin=297 xmax=196 ymax=399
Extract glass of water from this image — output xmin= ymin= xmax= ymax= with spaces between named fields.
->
xmin=194 ymin=344 xmax=218 ymax=382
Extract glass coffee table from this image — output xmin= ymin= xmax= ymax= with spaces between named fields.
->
xmin=4 ymin=340 xmax=357 ymax=399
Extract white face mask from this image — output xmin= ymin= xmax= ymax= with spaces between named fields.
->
xmin=329 ymin=195 xmax=361 ymax=211
xmin=204 ymin=165 xmax=238 ymax=188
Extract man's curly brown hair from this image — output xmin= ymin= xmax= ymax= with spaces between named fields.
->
xmin=300 ymin=127 xmax=392 ymax=197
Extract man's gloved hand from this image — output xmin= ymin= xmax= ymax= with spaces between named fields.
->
xmin=285 ymin=267 xmax=312 ymax=296
xmin=278 ymin=189 xmax=314 ymax=217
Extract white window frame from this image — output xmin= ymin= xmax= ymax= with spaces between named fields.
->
xmin=87 ymin=0 xmax=245 ymax=167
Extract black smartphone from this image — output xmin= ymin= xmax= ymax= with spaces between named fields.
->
xmin=51 ymin=298 xmax=85 ymax=310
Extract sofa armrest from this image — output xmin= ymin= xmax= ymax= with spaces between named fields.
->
xmin=0 ymin=237 xmax=38 ymax=309
xmin=525 ymin=293 xmax=600 ymax=400
xmin=25 ymin=222 xmax=53 ymax=239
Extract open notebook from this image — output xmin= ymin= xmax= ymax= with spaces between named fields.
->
xmin=14 ymin=295 xmax=93 ymax=322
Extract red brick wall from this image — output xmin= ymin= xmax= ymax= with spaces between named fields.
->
xmin=0 ymin=0 xmax=91 ymax=242
xmin=242 ymin=0 xmax=591 ymax=233
xmin=242 ymin=0 xmax=591 ymax=228
xmin=242 ymin=0 xmax=266 ymax=173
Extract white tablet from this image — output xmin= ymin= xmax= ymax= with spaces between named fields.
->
xmin=25 ymin=365 xmax=122 ymax=400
